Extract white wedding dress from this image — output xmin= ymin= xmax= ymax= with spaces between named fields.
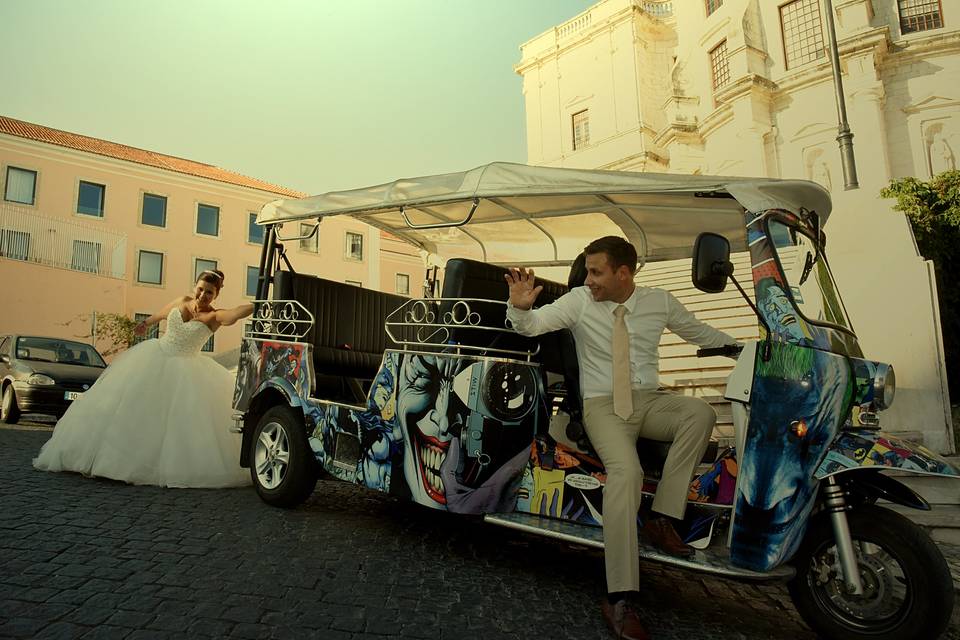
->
xmin=33 ymin=308 xmax=251 ymax=488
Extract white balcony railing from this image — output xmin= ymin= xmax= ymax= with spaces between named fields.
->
xmin=0 ymin=204 xmax=127 ymax=279
xmin=556 ymin=11 xmax=592 ymax=40
xmin=642 ymin=1 xmax=673 ymax=19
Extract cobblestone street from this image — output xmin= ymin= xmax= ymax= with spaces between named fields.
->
xmin=2 ymin=425 xmax=958 ymax=640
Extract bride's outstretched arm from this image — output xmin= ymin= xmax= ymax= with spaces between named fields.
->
xmin=215 ymin=303 xmax=255 ymax=327
xmin=135 ymin=296 xmax=190 ymax=336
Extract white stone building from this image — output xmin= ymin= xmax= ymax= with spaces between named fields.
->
xmin=516 ymin=0 xmax=958 ymax=452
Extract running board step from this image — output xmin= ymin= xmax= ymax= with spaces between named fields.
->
xmin=484 ymin=512 xmax=794 ymax=581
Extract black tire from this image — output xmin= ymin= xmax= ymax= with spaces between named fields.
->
xmin=249 ymin=404 xmax=318 ymax=508
xmin=788 ymin=503 xmax=954 ymax=640
xmin=1 ymin=385 xmax=20 ymax=424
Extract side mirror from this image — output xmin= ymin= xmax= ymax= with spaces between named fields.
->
xmin=692 ymin=232 xmax=733 ymax=293
xmin=0 ymin=354 xmax=8 ymax=364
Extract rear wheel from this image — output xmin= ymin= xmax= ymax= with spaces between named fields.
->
xmin=788 ymin=504 xmax=953 ymax=640
xmin=1 ymin=385 xmax=20 ymax=424
xmin=250 ymin=404 xmax=317 ymax=508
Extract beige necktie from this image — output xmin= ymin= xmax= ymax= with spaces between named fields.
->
xmin=612 ymin=305 xmax=633 ymax=420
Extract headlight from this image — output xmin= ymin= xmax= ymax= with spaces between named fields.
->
xmin=28 ymin=373 xmax=56 ymax=386
xmin=873 ymin=363 xmax=895 ymax=410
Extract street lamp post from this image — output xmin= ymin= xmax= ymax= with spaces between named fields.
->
xmin=823 ymin=0 xmax=859 ymax=190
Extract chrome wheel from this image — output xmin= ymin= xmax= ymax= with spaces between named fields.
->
xmin=808 ymin=541 xmax=908 ymax=631
xmin=254 ymin=421 xmax=290 ymax=490
xmin=789 ymin=504 xmax=953 ymax=640
xmin=249 ymin=404 xmax=317 ymax=508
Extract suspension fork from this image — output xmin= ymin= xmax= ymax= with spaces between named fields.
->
xmin=822 ymin=476 xmax=864 ymax=595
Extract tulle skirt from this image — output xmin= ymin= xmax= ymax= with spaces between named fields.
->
xmin=33 ymin=339 xmax=251 ymax=488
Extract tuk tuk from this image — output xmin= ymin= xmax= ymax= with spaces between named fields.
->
xmin=233 ymin=162 xmax=958 ymax=640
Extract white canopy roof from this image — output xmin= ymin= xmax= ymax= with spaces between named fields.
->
xmin=258 ymin=162 xmax=831 ymax=265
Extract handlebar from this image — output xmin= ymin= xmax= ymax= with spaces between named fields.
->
xmin=696 ymin=344 xmax=743 ymax=359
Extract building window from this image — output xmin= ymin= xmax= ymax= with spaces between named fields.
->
xmin=4 ymin=167 xmax=37 ymax=205
xmin=898 ymin=0 xmax=943 ymax=33
xmin=142 ymin=194 xmax=167 ymax=228
xmin=133 ymin=313 xmax=159 ymax=343
xmin=194 ymin=258 xmax=218 ymax=283
xmin=248 ymin=213 xmax=264 ymax=244
xmin=245 ymin=266 xmax=259 ymax=297
xmin=780 ymin=0 xmax=826 ymax=69
xmin=572 ymin=110 xmax=590 ymax=150
xmin=710 ymin=40 xmax=731 ymax=91
xmin=137 ymin=250 xmax=164 ymax=285
xmin=201 ymin=335 xmax=214 ymax=352
xmin=396 ymin=273 xmax=410 ymax=296
xmin=196 ymin=203 xmax=220 ymax=236
xmin=0 ymin=229 xmax=30 ymax=261
xmin=345 ymin=231 xmax=363 ymax=261
xmin=77 ymin=181 xmax=105 ymax=217
xmin=705 ymin=0 xmax=723 ymax=16
xmin=300 ymin=223 xmax=319 ymax=253
xmin=71 ymin=240 xmax=101 ymax=273
xmin=345 ymin=280 xmax=362 ymax=287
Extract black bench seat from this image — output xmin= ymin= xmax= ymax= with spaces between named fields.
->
xmin=273 ymin=271 xmax=410 ymax=400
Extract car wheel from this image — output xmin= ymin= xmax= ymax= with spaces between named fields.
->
xmin=250 ymin=404 xmax=318 ymax=508
xmin=1 ymin=385 xmax=21 ymax=424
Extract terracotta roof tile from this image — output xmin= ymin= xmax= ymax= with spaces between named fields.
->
xmin=0 ymin=115 xmax=306 ymax=198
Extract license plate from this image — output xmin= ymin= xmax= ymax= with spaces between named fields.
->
xmin=64 ymin=391 xmax=82 ymax=401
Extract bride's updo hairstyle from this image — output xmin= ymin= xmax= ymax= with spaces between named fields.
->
xmin=198 ymin=269 xmax=226 ymax=293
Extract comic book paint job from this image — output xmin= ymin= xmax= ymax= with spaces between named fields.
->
xmin=514 ymin=423 xmax=738 ymax=532
xmin=747 ymin=210 xmax=862 ymax=358
xmin=727 ymin=208 xmax=868 ymax=571
xmin=301 ymin=351 xmax=545 ymax=514
xmin=516 ymin=436 xmax=606 ymax=525
xmin=817 ymin=430 xmax=960 ymax=478
xmin=688 ymin=449 xmax=738 ymax=506
xmin=731 ymin=341 xmax=854 ymax=572
xmin=233 ymin=338 xmax=312 ymax=411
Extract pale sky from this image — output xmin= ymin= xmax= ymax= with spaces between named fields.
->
xmin=0 ymin=0 xmax=594 ymax=194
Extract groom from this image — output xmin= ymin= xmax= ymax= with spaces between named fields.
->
xmin=505 ymin=236 xmax=738 ymax=640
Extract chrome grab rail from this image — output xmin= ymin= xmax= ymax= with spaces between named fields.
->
xmin=244 ymin=299 xmax=314 ymax=340
xmin=385 ymin=298 xmax=538 ymax=359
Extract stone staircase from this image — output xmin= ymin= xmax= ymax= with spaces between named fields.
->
xmin=886 ymin=456 xmax=960 ymax=545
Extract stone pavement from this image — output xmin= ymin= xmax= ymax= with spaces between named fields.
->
xmin=1 ymin=424 xmax=958 ymax=640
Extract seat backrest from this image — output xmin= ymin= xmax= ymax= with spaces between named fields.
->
xmin=274 ymin=271 xmax=407 ymax=381
xmin=272 ymin=269 xmax=294 ymax=301
xmin=568 ymin=252 xmax=587 ymax=289
xmin=439 ymin=258 xmax=567 ymax=351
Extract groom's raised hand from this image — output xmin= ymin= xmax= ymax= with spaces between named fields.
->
xmin=504 ymin=267 xmax=543 ymax=311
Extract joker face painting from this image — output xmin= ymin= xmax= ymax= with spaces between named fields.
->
xmin=396 ymin=354 xmax=465 ymax=507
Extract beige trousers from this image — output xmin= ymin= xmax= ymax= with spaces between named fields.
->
xmin=583 ymin=390 xmax=715 ymax=593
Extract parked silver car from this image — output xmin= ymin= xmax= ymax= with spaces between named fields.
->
xmin=0 ymin=335 xmax=105 ymax=423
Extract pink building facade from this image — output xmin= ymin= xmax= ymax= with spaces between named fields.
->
xmin=0 ymin=116 xmax=422 ymax=358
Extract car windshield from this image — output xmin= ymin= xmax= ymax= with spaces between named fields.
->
xmin=15 ymin=337 xmax=107 ymax=367
xmin=767 ymin=218 xmax=852 ymax=332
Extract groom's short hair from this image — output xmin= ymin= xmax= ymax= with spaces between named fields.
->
xmin=584 ymin=236 xmax=637 ymax=274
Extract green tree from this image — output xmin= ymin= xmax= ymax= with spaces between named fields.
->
xmin=92 ymin=312 xmax=138 ymax=357
xmin=881 ymin=170 xmax=960 ymax=410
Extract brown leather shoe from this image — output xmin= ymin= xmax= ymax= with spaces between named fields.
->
xmin=642 ymin=516 xmax=694 ymax=558
xmin=601 ymin=599 xmax=650 ymax=640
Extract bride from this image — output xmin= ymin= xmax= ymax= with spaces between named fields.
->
xmin=34 ymin=269 xmax=255 ymax=488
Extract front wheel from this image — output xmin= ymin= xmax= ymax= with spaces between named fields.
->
xmin=250 ymin=404 xmax=318 ymax=508
xmin=1 ymin=385 xmax=20 ymax=424
xmin=788 ymin=504 xmax=954 ymax=640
